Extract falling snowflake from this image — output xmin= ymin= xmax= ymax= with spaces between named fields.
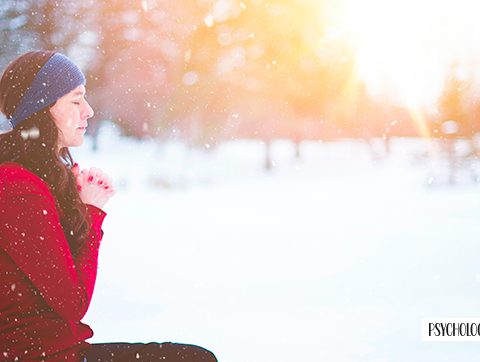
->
xmin=19 ymin=126 xmax=39 ymax=140
xmin=204 ymin=14 xmax=214 ymax=27
xmin=182 ymin=71 xmax=199 ymax=86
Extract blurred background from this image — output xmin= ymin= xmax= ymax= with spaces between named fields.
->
xmin=2 ymin=1 xmax=480 ymax=361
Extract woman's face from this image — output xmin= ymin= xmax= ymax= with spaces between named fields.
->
xmin=49 ymin=85 xmax=94 ymax=149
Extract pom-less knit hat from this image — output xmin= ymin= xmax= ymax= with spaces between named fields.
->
xmin=0 ymin=52 xmax=86 ymax=132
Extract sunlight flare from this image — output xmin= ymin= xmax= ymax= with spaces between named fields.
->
xmin=332 ymin=0 xmax=480 ymax=107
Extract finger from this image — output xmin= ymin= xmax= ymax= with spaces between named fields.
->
xmin=90 ymin=167 xmax=103 ymax=183
xmin=106 ymin=185 xmax=116 ymax=192
xmin=76 ymin=173 xmax=85 ymax=184
xmin=95 ymin=172 xmax=109 ymax=187
xmin=102 ymin=176 xmax=113 ymax=188
xmin=76 ymin=173 xmax=85 ymax=191
xmin=97 ymin=178 xmax=107 ymax=187
xmin=93 ymin=170 xmax=110 ymax=187
xmin=102 ymin=178 xmax=114 ymax=188
xmin=86 ymin=174 xmax=100 ymax=185
xmin=86 ymin=167 xmax=100 ymax=184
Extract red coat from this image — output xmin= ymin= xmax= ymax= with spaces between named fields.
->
xmin=0 ymin=162 xmax=106 ymax=361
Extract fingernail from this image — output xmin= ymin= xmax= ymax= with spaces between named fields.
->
xmin=88 ymin=176 xmax=93 ymax=182
xmin=73 ymin=163 xmax=78 ymax=168
xmin=78 ymin=185 xmax=82 ymax=191
xmin=104 ymin=186 xmax=109 ymax=189
xmin=98 ymin=180 xmax=103 ymax=185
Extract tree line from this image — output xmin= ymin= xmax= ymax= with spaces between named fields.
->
xmin=1 ymin=0 xmax=479 ymax=148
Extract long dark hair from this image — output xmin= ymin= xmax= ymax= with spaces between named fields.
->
xmin=0 ymin=50 xmax=91 ymax=255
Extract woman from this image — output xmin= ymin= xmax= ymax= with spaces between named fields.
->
xmin=0 ymin=51 xmax=217 ymax=362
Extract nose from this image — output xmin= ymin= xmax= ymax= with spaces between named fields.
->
xmin=83 ymin=100 xmax=94 ymax=120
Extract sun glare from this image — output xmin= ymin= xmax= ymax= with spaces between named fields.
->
xmin=331 ymin=0 xmax=480 ymax=108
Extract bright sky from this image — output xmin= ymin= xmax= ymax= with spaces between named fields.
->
xmin=328 ymin=0 xmax=480 ymax=108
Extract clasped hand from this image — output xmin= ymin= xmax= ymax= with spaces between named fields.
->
xmin=71 ymin=163 xmax=116 ymax=210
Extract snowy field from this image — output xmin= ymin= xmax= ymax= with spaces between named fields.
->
xmin=71 ymin=127 xmax=480 ymax=362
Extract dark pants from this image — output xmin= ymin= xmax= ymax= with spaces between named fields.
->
xmin=81 ymin=342 xmax=217 ymax=362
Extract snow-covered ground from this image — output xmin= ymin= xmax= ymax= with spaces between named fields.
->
xmin=72 ymin=128 xmax=480 ymax=362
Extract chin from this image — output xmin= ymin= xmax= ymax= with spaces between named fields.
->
xmin=68 ymin=140 xmax=84 ymax=148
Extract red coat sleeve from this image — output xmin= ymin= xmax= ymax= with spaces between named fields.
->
xmin=0 ymin=166 xmax=106 ymax=321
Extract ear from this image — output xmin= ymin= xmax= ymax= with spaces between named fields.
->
xmin=49 ymin=100 xmax=61 ymax=122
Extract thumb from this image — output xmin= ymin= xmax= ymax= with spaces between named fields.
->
xmin=71 ymin=163 xmax=80 ymax=177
